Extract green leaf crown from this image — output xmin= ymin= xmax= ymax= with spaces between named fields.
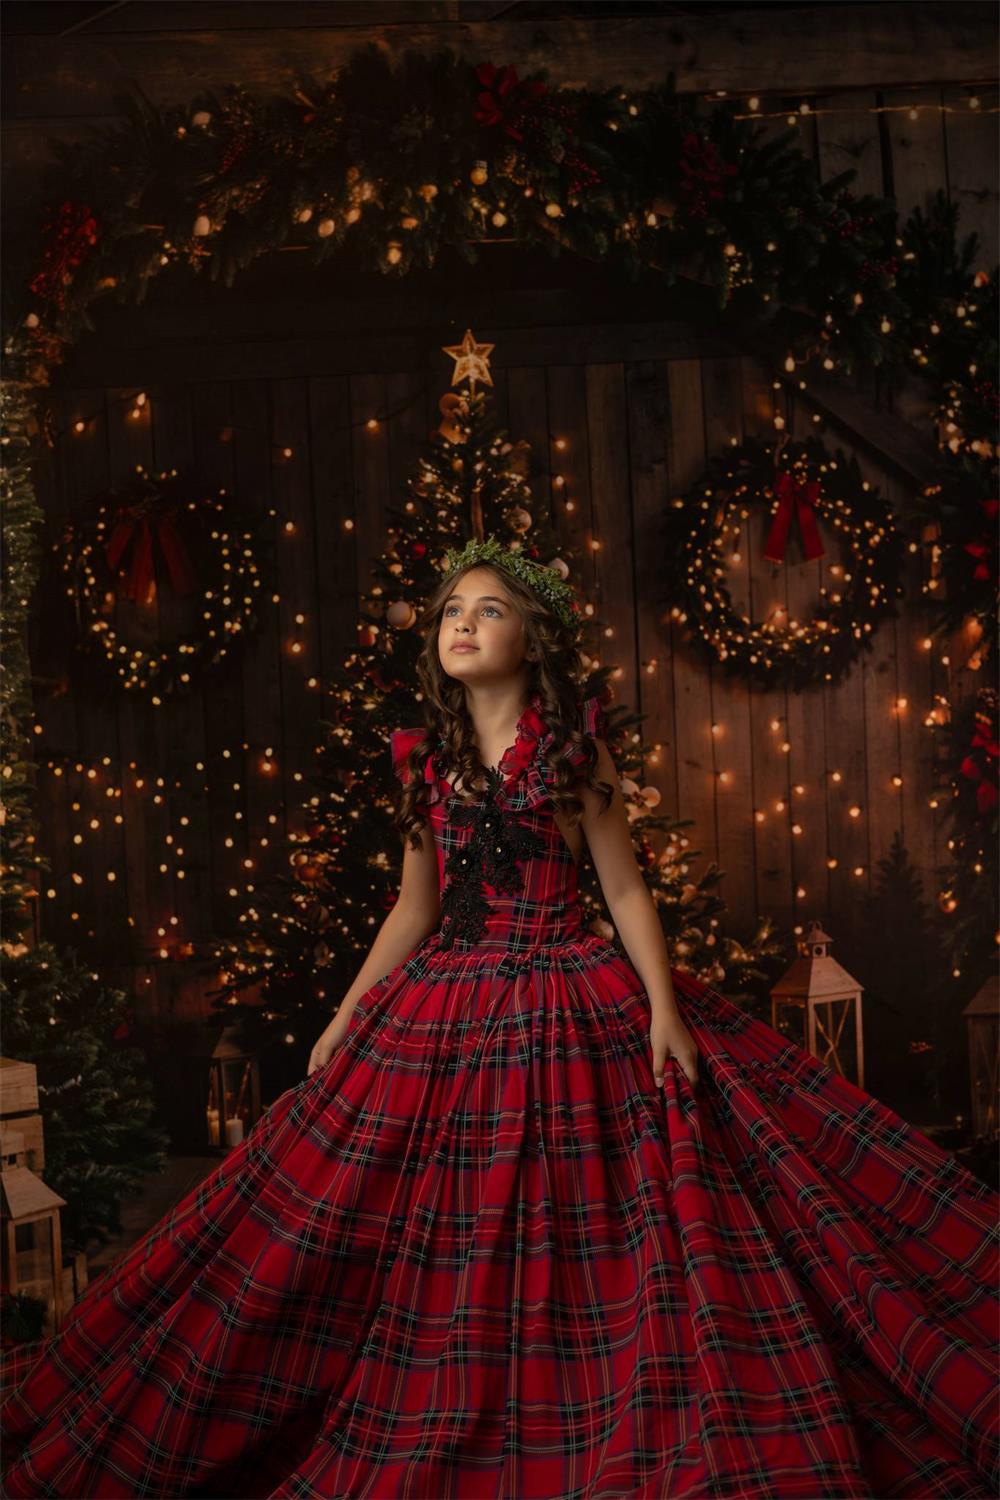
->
xmin=441 ymin=535 xmax=582 ymax=635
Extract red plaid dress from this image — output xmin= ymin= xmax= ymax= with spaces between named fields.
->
xmin=2 ymin=692 xmax=998 ymax=1499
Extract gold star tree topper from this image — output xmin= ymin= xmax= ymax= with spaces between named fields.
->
xmin=441 ymin=328 xmax=495 ymax=393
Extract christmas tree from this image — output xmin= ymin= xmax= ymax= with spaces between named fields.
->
xmin=205 ymin=332 xmax=785 ymax=1086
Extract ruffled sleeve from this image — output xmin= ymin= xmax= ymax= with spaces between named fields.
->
xmin=511 ymin=693 xmax=610 ymax=810
xmin=390 ymin=727 xmax=425 ymax=786
xmin=390 ymin=727 xmax=445 ymax=805
xmin=580 ymin=693 xmax=608 ymax=742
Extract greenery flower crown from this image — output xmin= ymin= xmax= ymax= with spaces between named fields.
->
xmin=441 ymin=536 xmax=582 ymax=635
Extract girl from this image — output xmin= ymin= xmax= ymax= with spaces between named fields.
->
xmin=1 ymin=536 xmax=997 ymax=1500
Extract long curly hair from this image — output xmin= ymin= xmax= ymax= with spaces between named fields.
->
xmin=394 ymin=559 xmax=614 ymax=851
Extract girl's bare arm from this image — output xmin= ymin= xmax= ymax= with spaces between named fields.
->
xmin=577 ymin=738 xmax=680 ymax=1021
xmin=341 ymin=827 xmax=441 ymax=1015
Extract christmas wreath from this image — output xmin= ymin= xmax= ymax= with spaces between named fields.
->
xmin=51 ymin=466 xmax=270 ymax=700
xmin=663 ymin=435 xmax=904 ymax=691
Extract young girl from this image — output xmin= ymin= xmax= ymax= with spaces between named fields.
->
xmin=1 ymin=536 xmax=997 ymax=1500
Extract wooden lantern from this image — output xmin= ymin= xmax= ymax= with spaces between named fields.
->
xmin=205 ymin=1026 xmax=261 ymax=1153
xmin=962 ymin=974 xmax=999 ymax=1142
xmin=770 ymin=921 xmax=865 ymax=1086
xmin=0 ymin=1059 xmax=68 ymax=1335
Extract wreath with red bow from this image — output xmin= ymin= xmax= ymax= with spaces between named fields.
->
xmin=52 ymin=467 xmax=270 ymax=700
xmin=662 ymin=435 xmax=904 ymax=691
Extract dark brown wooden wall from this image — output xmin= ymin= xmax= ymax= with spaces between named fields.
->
xmin=16 ymin=13 xmax=998 ymax=1023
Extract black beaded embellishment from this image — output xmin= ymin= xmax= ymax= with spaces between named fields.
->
xmin=437 ymin=765 xmax=546 ymax=950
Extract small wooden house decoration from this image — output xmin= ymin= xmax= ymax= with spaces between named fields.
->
xmin=962 ymin=974 xmax=999 ymax=1142
xmin=0 ymin=1058 xmax=68 ymax=1335
xmin=770 ymin=921 xmax=865 ymax=1087
xmin=205 ymin=1026 xmax=261 ymax=1153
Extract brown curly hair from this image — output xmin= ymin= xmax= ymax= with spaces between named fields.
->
xmin=393 ymin=559 xmax=615 ymax=851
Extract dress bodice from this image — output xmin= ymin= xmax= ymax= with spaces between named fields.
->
xmin=390 ymin=692 xmax=609 ymax=955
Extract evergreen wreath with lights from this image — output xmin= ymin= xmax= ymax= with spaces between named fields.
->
xmin=663 ymin=435 xmax=904 ymax=691
xmin=51 ymin=466 xmax=270 ymax=700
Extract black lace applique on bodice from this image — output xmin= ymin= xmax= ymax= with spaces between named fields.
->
xmin=437 ymin=766 xmax=547 ymax=950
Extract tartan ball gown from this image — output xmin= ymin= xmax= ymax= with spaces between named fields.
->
xmin=1 ymin=691 xmax=998 ymax=1500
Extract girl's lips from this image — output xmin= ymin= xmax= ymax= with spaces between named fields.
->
xmin=450 ymin=644 xmax=479 ymax=652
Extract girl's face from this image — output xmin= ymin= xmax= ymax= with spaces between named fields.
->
xmin=438 ymin=567 xmax=528 ymax=683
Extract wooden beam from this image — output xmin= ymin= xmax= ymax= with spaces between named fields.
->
xmin=4 ymin=4 xmax=996 ymax=128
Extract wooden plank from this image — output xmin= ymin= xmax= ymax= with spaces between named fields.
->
xmin=6 ymin=7 xmax=994 ymax=122
xmin=30 ymin=395 xmax=77 ymax=953
xmin=941 ymin=85 xmax=1000 ymax=271
xmin=235 ymin=380 xmax=284 ymax=897
xmin=860 ymin=466 xmax=906 ymax=889
xmin=741 ymin=358 xmax=794 ymax=933
xmin=882 ymin=85 xmax=952 ymax=436
xmin=271 ymin=376 xmax=322 ymax=841
xmin=149 ymin=384 xmax=215 ymax=950
xmin=626 ymin=359 xmax=679 ymax=830
xmin=892 ymin=519 xmax=938 ymax=899
xmin=104 ymin=381 xmax=166 ymax=997
xmin=505 ymin=366 xmax=553 ymax=554
xmin=63 ymin=387 xmax=132 ymax=964
xmin=546 ymin=364 xmax=594 ymax=585
xmin=665 ymin=360 xmax=718 ymax=871
xmin=814 ymin=88 xmax=885 ymax=198
xmin=820 ymin=431 xmax=873 ymax=951
xmin=582 ymin=364 xmax=634 ymax=714
xmin=190 ymin=380 xmax=243 ymax=940
xmin=783 ymin=393 xmax=831 ymax=931
xmin=383 ymin=366 xmax=434 ymax=722
xmin=699 ymin=355 xmax=756 ymax=931
xmin=349 ymin=372 xmax=392 ymax=617
xmin=53 ymin=284 xmax=731 ymax=367
xmin=48 ymin=319 xmax=736 ymax=391
xmin=308 ymin=373 xmax=356 ymax=724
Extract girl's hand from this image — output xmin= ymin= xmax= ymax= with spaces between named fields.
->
xmin=307 ymin=1003 xmax=356 ymax=1077
xmin=649 ymin=1009 xmax=700 ymax=1090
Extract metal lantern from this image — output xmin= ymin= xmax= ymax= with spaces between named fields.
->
xmin=0 ymin=1058 xmax=68 ymax=1335
xmin=770 ymin=921 xmax=865 ymax=1086
xmin=962 ymin=974 xmax=999 ymax=1142
xmin=205 ymin=1026 xmax=261 ymax=1153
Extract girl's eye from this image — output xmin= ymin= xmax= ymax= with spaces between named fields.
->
xmin=445 ymin=604 xmax=501 ymax=618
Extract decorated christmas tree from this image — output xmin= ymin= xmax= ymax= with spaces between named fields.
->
xmin=205 ymin=332 xmax=786 ymax=1081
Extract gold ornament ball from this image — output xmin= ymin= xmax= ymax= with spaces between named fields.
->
xmin=193 ymin=214 xmax=212 ymax=237
xmin=387 ymin=242 xmax=403 ymax=265
xmin=492 ymin=211 xmax=508 ymax=228
xmin=508 ymin=506 xmax=533 ymax=534
xmin=296 ymin=206 xmax=314 ymax=223
xmin=400 ymin=216 xmax=419 ymax=230
xmin=470 ymin=160 xmax=489 ymax=185
xmin=386 ymin=599 xmax=417 ymax=630
xmin=545 ymin=202 xmax=563 ymax=218
xmin=419 ymin=183 xmax=438 ymax=202
xmin=317 ymin=218 xmax=335 ymax=238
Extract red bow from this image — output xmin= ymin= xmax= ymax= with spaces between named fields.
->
xmin=764 ymin=471 xmax=825 ymax=564
xmin=105 ymin=507 xmax=197 ymax=606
